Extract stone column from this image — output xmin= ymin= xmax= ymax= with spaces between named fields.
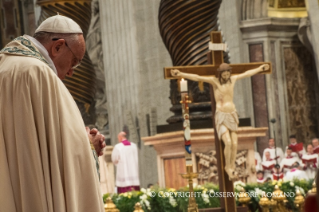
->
xmin=98 ymin=0 xmax=172 ymax=187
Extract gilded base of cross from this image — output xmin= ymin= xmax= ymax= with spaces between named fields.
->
xmin=181 ymin=165 xmax=199 ymax=212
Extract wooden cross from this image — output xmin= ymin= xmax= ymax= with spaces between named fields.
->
xmin=164 ymin=33 xmax=271 ymax=79
xmin=164 ymin=31 xmax=271 ymax=212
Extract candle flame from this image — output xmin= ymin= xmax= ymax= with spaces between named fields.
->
xmin=181 ymin=78 xmax=185 ymax=81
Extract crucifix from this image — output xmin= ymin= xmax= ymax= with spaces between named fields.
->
xmin=164 ymin=31 xmax=271 ymax=212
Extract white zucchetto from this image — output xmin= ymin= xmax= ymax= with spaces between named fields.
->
xmin=35 ymin=14 xmax=83 ymax=34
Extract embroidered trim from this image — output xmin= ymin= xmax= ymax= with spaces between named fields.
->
xmin=0 ymin=36 xmax=48 ymax=65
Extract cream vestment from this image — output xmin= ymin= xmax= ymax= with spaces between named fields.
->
xmin=0 ymin=36 xmax=104 ymax=212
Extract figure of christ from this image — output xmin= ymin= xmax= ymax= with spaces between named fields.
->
xmin=171 ymin=63 xmax=270 ymax=180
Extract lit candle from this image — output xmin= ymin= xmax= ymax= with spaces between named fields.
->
xmin=180 ymin=78 xmax=188 ymax=92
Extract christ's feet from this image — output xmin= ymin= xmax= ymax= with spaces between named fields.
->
xmin=225 ymin=168 xmax=239 ymax=181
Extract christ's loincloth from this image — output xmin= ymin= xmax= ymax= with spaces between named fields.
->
xmin=215 ymin=110 xmax=239 ymax=139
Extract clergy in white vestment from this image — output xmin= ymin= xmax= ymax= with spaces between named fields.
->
xmin=0 ymin=15 xmax=104 ymax=212
xmin=285 ymin=135 xmax=305 ymax=158
xmin=261 ymin=151 xmax=276 ymax=180
xmin=285 ymin=162 xmax=309 ymax=181
xmin=262 ymin=138 xmax=284 ymax=163
xmin=280 ymin=148 xmax=301 ymax=176
xmin=312 ymin=138 xmax=319 ymax=154
xmin=255 ymin=151 xmax=262 ymax=171
xmin=112 ymin=132 xmax=140 ymax=194
xmin=301 ymin=144 xmax=319 ymax=179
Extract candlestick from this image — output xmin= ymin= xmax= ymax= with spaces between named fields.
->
xmin=180 ymin=92 xmax=198 ymax=212
xmin=180 ymin=78 xmax=188 ymax=92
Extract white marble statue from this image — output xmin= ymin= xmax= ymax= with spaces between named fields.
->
xmin=171 ymin=63 xmax=269 ymax=180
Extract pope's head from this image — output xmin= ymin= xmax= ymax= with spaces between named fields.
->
xmin=33 ymin=15 xmax=85 ymax=80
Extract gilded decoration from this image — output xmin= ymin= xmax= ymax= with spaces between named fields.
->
xmin=268 ymin=0 xmax=307 ymax=18
xmin=269 ymin=0 xmax=275 ymax=7
xmin=278 ymin=0 xmax=305 ymax=8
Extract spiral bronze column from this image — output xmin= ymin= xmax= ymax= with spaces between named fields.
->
xmin=159 ymin=0 xmax=223 ymax=123
xmin=37 ymin=0 xmax=96 ymax=124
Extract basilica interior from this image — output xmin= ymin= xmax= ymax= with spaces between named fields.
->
xmin=1 ymin=0 xmax=319 ymax=211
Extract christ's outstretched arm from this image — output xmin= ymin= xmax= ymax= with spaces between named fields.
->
xmin=235 ymin=64 xmax=269 ymax=80
xmin=171 ymin=69 xmax=216 ymax=85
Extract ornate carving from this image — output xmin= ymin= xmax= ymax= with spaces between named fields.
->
xmin=235 ymin=150 xmax=249 ymax=179
xmin=284 ymin=46 xmax=319 ymax=142
xmin=158 ymin=0 xmax=225 ymax=124
xmin=196 ymin=149 xmax=249 ymax=184
xmin=37 ymin=0 xmax=96 ymax=124
xmin=196 ymin=151 xmax=218 ymax=183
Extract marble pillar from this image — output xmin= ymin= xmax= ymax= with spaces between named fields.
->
xmin=98 ymin=0 xmax=172 ymax=188
xmin=249 ymin=43 xmax=270 ymax=153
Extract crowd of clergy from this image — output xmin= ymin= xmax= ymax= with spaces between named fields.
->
xmin=255 ymin=135 xmax=319 ymax=183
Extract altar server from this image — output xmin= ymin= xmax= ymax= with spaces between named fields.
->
xmin=301 ymin=144 xmax=318 ymax=179
xmin=262 ymin=138 xmax=284 ymax=164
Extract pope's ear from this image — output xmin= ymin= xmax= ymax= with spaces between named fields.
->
xmin=51 ymin=39 xmax=65 ymax=56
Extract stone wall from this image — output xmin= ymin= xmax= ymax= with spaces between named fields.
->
xmin=98 ymin=0 xmax=172 ymax=187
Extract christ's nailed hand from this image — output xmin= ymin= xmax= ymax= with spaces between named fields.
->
xmin=261 ymin=64 xmax=270 ymax=71
xmin=171 ymin=69 xmax=181 ymax=77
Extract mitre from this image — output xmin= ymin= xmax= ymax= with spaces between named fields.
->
xmin=35 ymin=14 xmax=83 ymax=34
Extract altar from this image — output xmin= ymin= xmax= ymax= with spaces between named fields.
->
xmin=142 ymin=127 xmax=267 ymax=189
